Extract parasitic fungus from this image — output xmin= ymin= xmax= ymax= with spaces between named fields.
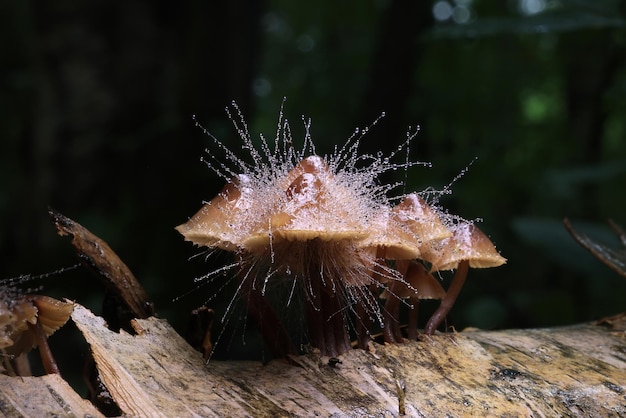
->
xmin=177 ymin=152 xmax=392 ymax=357
xmin=176 ymin=174 xmax=255 ymax=252
xmin=177 ymin=103 xmax=505 ymax=358
xmin=391 ymin=193 xmax=452 ymax=251
xmin=423 ymin=222 xmax=506 ymax=334
xmin=176 ymin=106 xmax=428 ymax=358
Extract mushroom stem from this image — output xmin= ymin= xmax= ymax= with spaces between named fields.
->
xmin=407 ymin=299 xmax=419 ymax=340
xmin=242 ymin=277 xmax=297 ymax=358
xmin=382 ymin=286 xmax=403 ymax=344
xmin=306 ymin=265 xmax=351 ymax=357
xmin=306 ymin=269 xmax=325 ymax=355
xmin=27 ymin=320 xmax=60 ymax=375
xmin=355 ymin=293 xmax=372 ymax=349
xmin=316 ymin=282 xmax=351 ymax=357
xmin=329 ymin=291 xmax=351 ymax=356
xmin=321 ymin=289 xmax=338 ymax=357
xmin=424 ymin=260 xmax=469 ymax=335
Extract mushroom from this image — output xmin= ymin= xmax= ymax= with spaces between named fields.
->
xmin=177 ymin=155 xmax=382 ymax=358
xmin=380 ymin=260 xmax=446 ymax=342
xmin=364 ymin=194 xmax=451 ymax=344
xmin=176 ymin=174 xmax=254 ymax=251
xmin=391 ymin=193 xmax=452 ymax=248
xmin=262 ymin=163 xmax=367 ymax=357
xmin=1 ymin=294 xmax=74 ymax=375
xmin=353 ymin=204 xmax=424 ymax=348
xmin=423 ymin=222 xmax=506 ymax=335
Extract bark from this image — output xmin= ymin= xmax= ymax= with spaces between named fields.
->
xmin=4 ymin=304 xmax=625 ymax=417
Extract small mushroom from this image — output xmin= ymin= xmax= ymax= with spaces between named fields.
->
xmin=380 ymin=260 xmax=446 ymax=342
xmin=361 ymin=195 xmax=450 ymax=344
xmin=423 ymin=222 xmax=506 ymax=334
xmin=176 ymin=174 xmax=254 ymax=251
xmin=177 ymin=175 xmax=297 ymax=358
xmin=263 ymin=165 xmax=367 ymax=357
xmin=354 ymin=205 xmax=424 ymax=348
xmin=2 ymin=294 xmax=74 ymax=375
xmin=391 ymin=194 xmax=452 ymax=251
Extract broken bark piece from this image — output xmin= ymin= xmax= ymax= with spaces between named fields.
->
xmin=49 ymin=208 xmax=154 ymax=320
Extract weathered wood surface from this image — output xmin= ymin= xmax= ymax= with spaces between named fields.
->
xmin=2 ymin=303 xmax=625 ymax=417
xmin=64 ymin=304 xmax=626 ymax=417
xmin=0 ymin=372 xmax=104 ymax=417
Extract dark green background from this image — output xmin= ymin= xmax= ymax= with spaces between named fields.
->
xmin=2 ymin=0 xmax=626 ymax=374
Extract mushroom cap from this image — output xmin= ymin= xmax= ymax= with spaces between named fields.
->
xmin=357 ymin=205 xmax=422 ymax=260
xmin=30 ymin=295 xmax=75 ymax=336
xmin=281 ymin=155 xmax=329 ymax=189
xmin=175 ymin=174 xmax=254 ymax=251
xmin=3 ymin=295 xmax=74 ymax=356
xmin=245 ymin=159 xmax=369 ymax=250
xmin=392 ymin=194 xmax=452 ymax=252
xmin=273 ymin=172 xmax=367 ymax=241
xmin=425 ymin=222 xmax=507 ymax=272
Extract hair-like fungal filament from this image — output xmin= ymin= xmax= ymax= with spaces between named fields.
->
xmin=177 ymin=101 xmax=505 ymax=358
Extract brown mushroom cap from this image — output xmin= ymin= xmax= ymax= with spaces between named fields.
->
xmin=246 ymin=160 xmax=368 ymax=249
xmin=281 ymin=155 xmax=329 ymax=189
xmin=425 ymin=222 xmax=507 ymax=272
xmin=358 ymin=206 xmax=422 ymax=261
xmin=392 ymin=194 xmax=452 ymax=252
xmin=1 ymin=296 xmax=38 ymax=350
xmin=3 ymin=295 xmax=74 ymax=356
xmin=30 ymin=296 xmax=75 ymax=336
xmin=176 ymin=174 xmax=254 ymax=251
xmin=405 ymin=261 xmax=446 ymax=300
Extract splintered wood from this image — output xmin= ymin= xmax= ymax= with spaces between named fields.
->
xmin=70 ymin=304 xmax=626 ymax=417
xmin=0 ymin=373 xmax=104 ymax=417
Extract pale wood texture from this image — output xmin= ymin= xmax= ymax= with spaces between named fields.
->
xmin=0 ymin=372 xmax=104 ymax=417
xmin=66 ymin=304 xmax=626 ymax=417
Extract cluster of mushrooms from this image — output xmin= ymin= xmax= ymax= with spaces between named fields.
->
xmin=177 ymin=152 xmax=505 ymax=358
xmin=1 ymin=289 xmax=74 ymax=374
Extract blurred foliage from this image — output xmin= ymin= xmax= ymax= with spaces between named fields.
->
xmin=2 ymin=0 xmax=626 ymax=371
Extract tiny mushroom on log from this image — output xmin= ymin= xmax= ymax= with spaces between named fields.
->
xmin=1 ymin=292 xmax=74 ymax=375
xmin=374 ymin=194 xmax=451 ymax=342
xmin=354 ymin=205 xmax=424 ymax=348
xmin=265 ymin=163 xmax=364 ymax=357
xmin=177 ymin=173 xmax=296 ymax=358
xmin=380 ymin=260 xmax=446 ymax=342
xmin=423 ymin=222 xmax=506 ymax=335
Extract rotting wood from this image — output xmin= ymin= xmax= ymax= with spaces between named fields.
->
xmin=65 ymin=303 xmax=626 ymax=417
xmin=0 ymin=372 xmax=104 ymax=417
